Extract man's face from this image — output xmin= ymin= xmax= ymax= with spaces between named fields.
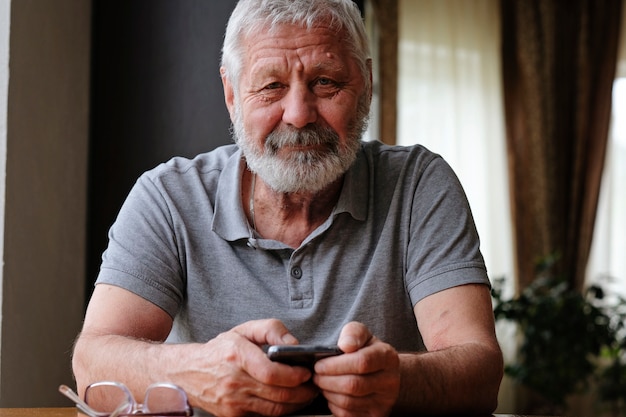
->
xmin=222 ymin=24 xmax=371 ymax=193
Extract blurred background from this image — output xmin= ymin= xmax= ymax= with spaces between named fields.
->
xmin=0 ymin=0 xmax=623 ymax=414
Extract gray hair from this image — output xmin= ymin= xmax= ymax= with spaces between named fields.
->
xmin=221 ymin=0 xmax=371 ymax=95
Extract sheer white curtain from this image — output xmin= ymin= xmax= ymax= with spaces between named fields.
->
xmin=396 ymin=0 xmax=513 ymax=286
xmin=394 ymin=3 xmax=515 ymax=410
xmin=587 ymin=5 xmax=626 ymax=298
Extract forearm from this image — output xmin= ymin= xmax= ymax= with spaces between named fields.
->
xmin=72 ymin=332 xmax=245 ymax=412
xmin=72 ymin=319 xmax=317 ymax=416
xmin=394 ymin=342 xmax=503 ymax=415
xmin=72 ymin=333 xmax=198 ymax=400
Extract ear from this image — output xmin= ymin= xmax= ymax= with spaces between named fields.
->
xmin=220 ymin=67 xmax=236 ymax=122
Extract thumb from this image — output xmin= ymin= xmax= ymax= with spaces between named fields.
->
xmin=232 ymin=318 xmax=299 ymax=346
xmin=337 ymin=321 xmax=373 ymax=353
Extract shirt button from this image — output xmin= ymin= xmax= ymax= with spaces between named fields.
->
xmin=291 ymin=266 xmax=302 ymax=279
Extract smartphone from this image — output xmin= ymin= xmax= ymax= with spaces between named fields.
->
xmin=266 ymin=344 xmax=343 ymax=367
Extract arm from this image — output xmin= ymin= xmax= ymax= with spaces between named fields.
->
xmin=313 ymin=284 xmax=502 ymax=417
xmin=72 ymin=284 xmax=318 ymax=416
xmin=396 ymin=283 xmax=503 ymax=415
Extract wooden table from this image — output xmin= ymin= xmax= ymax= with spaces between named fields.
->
xmin=0 ymin=409 xmax=77 ymax=417
xmin=0 ymin=408 xmax=559 ymax=417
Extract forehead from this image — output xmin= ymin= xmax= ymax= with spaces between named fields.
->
xmin=240 ymin=24 xmax=357 ymax=76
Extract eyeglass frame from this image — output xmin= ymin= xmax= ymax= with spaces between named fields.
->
xmin=59 ymin=381 xmax=194 ymax=417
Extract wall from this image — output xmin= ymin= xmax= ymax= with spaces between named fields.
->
xmin=87 ymin=0 xmax=237 ymax=296
xmin=0 ymin=0 xmax=10 ymax=399
xmin=0 ymin=0 xmax=91 ymax=406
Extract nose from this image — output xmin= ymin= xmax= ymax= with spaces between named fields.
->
xmin=281 ymin=84 xmax=317 ymax=128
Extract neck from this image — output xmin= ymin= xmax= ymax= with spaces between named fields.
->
xmin=244 ymin=169 xmax=343 ymax=248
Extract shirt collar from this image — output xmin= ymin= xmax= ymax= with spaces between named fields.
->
xmin=333 ymin=144 xmax=368 ymax=222
xmin=212 ymin=149 xmax=250 ymax=241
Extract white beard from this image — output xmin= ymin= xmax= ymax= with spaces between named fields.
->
xmin=232 ymin=99 xmax=369 ymax=194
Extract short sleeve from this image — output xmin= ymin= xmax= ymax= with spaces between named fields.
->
xmin=405 ymin=155 xmax=489 ymax=305
xmin=96 ymin=173 xmax=185 ymax=317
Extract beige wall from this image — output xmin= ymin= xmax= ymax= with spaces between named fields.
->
xmin=0 ymin=0 xmax=90 ymax=406
xmin=0 ymin=2 xmax=10 ymax=358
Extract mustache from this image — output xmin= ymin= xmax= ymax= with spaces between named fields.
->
xmin=264 ymin=124 xmax=340 ymax=154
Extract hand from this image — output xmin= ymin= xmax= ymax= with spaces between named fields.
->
xmin=182 ymin=319 xmax=318 ymax=417
xmin=312 ymin=322 xmax=400 ymax=417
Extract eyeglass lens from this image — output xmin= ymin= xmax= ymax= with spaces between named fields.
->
xmin=144 ymin=385 xmax=190 ymax=414
xmin=85 ymin=383 xmax=133 ymax=415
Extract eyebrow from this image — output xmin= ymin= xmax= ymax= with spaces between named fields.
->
xmin=246 ymin=62 xmax=286 ymax=85
xmin=313 ymin=57 xmax=346 ymax=73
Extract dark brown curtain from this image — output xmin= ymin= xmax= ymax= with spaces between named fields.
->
xmin=501 ymin=0 xmax=623 ymax=291
xmin=369 ymin=0 xmax=398 ymax=145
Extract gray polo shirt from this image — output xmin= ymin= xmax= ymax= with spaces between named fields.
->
xmin=97 ymin=140 xmax=489 ymax=351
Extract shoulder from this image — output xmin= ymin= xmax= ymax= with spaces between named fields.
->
xmin=359 ymin=140 xmax=454 ymax=188
xmin=133 ymin=145 xmax=240 ymax=194
xmin=145 ymin=144 xmax=240 ymax=180
xmin=118 ymin=145 xmax=241 ymax=215
xmin=361 ymin=140 xmax=442 ymax=171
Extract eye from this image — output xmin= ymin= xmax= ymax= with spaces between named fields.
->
xmin=311 ymin=77 xmax=344 ymax=98
xmin=264 ymin=82 xmax=283 ymax=90
xmin=315 ymin=77 xmax=335 ymax=87
xmin=257 ymin=81 xmax=286 ymax=102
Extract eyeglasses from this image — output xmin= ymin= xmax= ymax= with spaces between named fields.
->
xmin=59 ymin=381 xmax=194 ymax=417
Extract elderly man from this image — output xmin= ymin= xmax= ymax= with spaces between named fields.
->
xmin=72 ymin=0 xmax=503 ymax=416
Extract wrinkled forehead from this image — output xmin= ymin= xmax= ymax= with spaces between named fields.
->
xmin=241 ymin=19 xmax=346 ymax=47
xmin=239 ymin=24 xmax=358 ymax=77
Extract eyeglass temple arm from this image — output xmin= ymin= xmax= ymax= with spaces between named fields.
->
xmin=58 ymin=384 xmax=113 ymax=417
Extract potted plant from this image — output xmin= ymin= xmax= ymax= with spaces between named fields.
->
xmin=491 ymin=256 xmax=626 ymax=415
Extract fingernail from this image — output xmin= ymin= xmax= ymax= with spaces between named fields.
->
xmin=281 ymin=333 xmax=298 ymax=344
xmin=342 ymin=335 xmax=359 ymax=350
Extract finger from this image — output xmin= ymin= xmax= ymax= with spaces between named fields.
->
xmin=314 ymin=369 xmax=400 ymax=397
xmin=315 ymin=373 xmax=372 ymax=396
xmin=239 ymin=369 xmax=319 ymax=413
xmin=206 ymin=343 xmax=317 ymax=413
xmin=319 ymin=373 xmax=399 ymax=417
xmin=232 ymin=318 xmax=299 ymax=346
xmin=250 ymin=380 xmax=320 ymax=405
xmin=248 ymin=358 xmax=313 ymax=387
xmin=213 ymin=383 xmax=317 ymax=417
xmin=337 ymin=321 xmax=373 ymax=353
xmin=323 ymin=389 xmax=370 ymax=411
xmin=234 ymin=338 xmax=312 ymax=386
xmin=325 ymin=391 xmax=393 ymax=417
xmin=315 ymin=340 xmax=397 ymax=375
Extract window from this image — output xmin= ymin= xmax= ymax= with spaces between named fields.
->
xmin=395 ymin=0 xmax=513 ymax=286
xmin=393 ymin=2 xmax=515 ymax=409
xmin=586 ymin=4 xmax=626 ymax=297
xmin=587 ymin=77 xmax=626 ymax=298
